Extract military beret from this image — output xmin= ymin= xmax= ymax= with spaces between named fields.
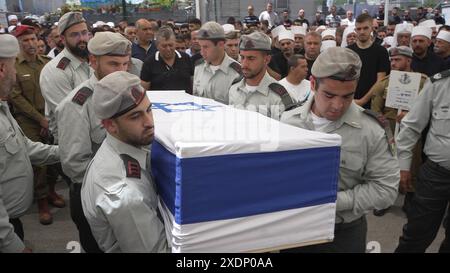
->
xmin=389 ymin=46 xmax=413 ymax=58
xmin=0 ymin=34 xmax=19 ymax=58
xmin=198 ymin=21 xmax=225 ymax=40
xmin=88 ymin=32 xmax=132 ymax=56
xmin=93 ymin=71 xmax=146 ymax=120
xmin=13 ymin=25 xmax=33 ymax=38
xmin=58 ymin=12 xmax=86 ymax=35
xmin=312 ymin=47 xmax=362 ymax=81
xmin=239 ymin=31 xmax=272 ymax=52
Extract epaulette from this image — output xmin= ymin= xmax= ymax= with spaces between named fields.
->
xmin=72 ymin=87 xmax=93 ymax=106
xmin=430 ymin=69 xmax=450 ymax=83
xmin=363 ymin=109 xmax=396 ymax=156
xmin=119 ymin=154 xmax=141 ymax=179
xmin=229 ymin=61 xmax=242 ymax=75
xmin=268 ymin=83 xmax=297 ymax=111
xmin=194 ymin=58 xmax=205 ymax=66
xmin=56 ymin=57 xmax=71 ymax=70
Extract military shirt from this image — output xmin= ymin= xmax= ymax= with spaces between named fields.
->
xmin=193 ymin=53 xmax=242 ymax=104
xmin=397 ymin=72 xmax=450 ymax=171
xmin=81 ymin=133 xmax=168 ymax=253
xmin=40 ymin=48 xmax=93 ymax=141
xmin=129 ymin=57 xmax=143 ymax=77
xmin=0 ymin=101 xmax=59 ymax=253
xmin=56 ymin=75 xmax=105 ymax=185
xmin=10 ymin=54 xmax=51 ymax=124
xmin=281 ymin=95 xmax=399 ymax=224
xmin=229 ymin=72 xmax=287 ymax=120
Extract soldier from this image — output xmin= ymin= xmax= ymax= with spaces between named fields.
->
xmin=281 ymin=47 xmax=399 ymax=252
xmin=228 ymin=31 xmax=296 ymax=121
xmin=368 ymin=46 xmax=428 ymax=216
xmin=9 ymin=25 xmax=65 ymax=226
xmin=56 ymin=31 xmax=132 ymax=253
xmin=40 ymin=12 xmax=93 ymax=142
xmin=0 ymin=34 xmax=59 ymax=253
xmin=395 ymin=68 xmax=450 ymax=253
xmin=82 ymin=71 xmax=169 ymax=253
xmin=193 ymin=21 xmax=243 ymax=104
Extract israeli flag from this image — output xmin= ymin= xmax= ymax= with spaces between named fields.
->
xmin=149 ymin=91 xmax=341 ymax=253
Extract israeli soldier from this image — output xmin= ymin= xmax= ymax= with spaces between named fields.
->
xmin=395 ymin=69 xmax=450 ymax=253
xmin=55 ymin=31 xmax=132 ymax=253
xmin=82 ymin=71 xmax=169 ymax=253
xmin=0 ymin=34 xmax=59 ymax=253
xmin=40 ymin=12 xmax=93 ymax=142
xmin=193 ymin=21 xmax=243 ymax=104
xmin=228 ymin=31 xmax=296 ymax=120
xmin=281 ymin=47 xmax=399 ymax=253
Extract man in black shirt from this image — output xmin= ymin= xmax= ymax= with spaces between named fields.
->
xmin=348 ymin=14 xmax=390 ymax=109
xmin=311 ymin=12 xmax=325 ymax=27
xmin=140 ymin=27 xmax=193 ymax=93
xmin=411 ymin=26 xmax=446 ymax=77
xmin=132 ymin=19 xmax=158 ymax=62
xmin=269 ymin=30 xmax=295 ymax=78
xmin=295 ymin=9 xmax=309 ymax=28
xmin=243 ymin=5 xmax=259 ymax=28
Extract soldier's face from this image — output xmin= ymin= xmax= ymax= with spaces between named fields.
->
xmin=0 ymin=58 xmax=16 ymax=98
xmin=390 ymin=55 xmax=410 ymax=71
xmin=112 ymin=96 xmax=155 ymax=147
xmin=19 ymin=33 xmax=38 ymax=56
xmin=240 ymin=50 xmax=270 ymax=79
xmin=311 ymin=77 xmax=357 ymax=121
xmin=63 ymin=22 xmax=89 ymax=58
xmin=199 ymin=39 xmax=224 ymax=64
xmin=92 ymin=55 xmax=130 ymax=80
xmin=224 ymin=38 xmax=240 ymax=61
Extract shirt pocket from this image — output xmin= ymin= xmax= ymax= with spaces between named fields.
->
xmin=4 ymin=135 xmax=20 ymax=155
xmin=432 ymin=108 xmax=450 ymax=137
xmin=339 ymin=150 xmax=363 ymax=189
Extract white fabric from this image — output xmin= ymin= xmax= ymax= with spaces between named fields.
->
xmin=279 ymin=78 xmax=311 ymax=102
xmin=160 ymin=200 xmax=336 ymax=253
xmin=382 ymin=36 xmax=394 ymax=47
xmin=320 ymin=40 xmax=337 ymax=52
xmin=411 ymin=26 xmax=432 ymax=40
xmin=291 ymin=26 xmax=306 ymax=36
xmin=437 ymin=30 xmax=450 ymax=43
xmin=8 ymin=15 xmax=17 ymax=21
xmin=278 ymin=30 xmax=294 ymax=42
xmin=244 ymin=84 xmax=258 ymax=93
xmin=321 ymin=28 xmax=336 ymax=39
xmin=106 ymin=22 xmax=115 ymax=28
xmin=271 ymin=25 xmax=285 ymax=38
xmin=418 ymin=19 xmax=437 ymax=28
xmin=311 ymin=111 xmax=334 ymax=132
xmin=147 ymin=91 xmax=341 ymax=158
xmin=393 ymin=22 xmax=413 ymax=47
xmin=341 ymin=26 xmax=356 ymax=48
xmin=222 ymin=24 xmax=236 ymax=34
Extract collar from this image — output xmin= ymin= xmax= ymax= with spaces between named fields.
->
xmin=61 ymin=48 xmax=86 ymax=69
xmin=87 ymin=74 xmax=99 ymax=89
xmin=155 ymin=50 xmax=182 ymax=61
xmin=238 ymin=71 xmax=273 ymax=96
xmin=17 ymin=53 xmax=45 ymax=65
xmin=105 ymin=133 xmax=149 ymax=171
xmin=205 ymin=53 xmax=233 ymax=74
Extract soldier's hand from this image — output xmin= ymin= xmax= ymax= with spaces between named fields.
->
xmin=399 ymin=170 xmax=413 ymax=193
xmin=40 ymin=118 xmax=49 ymax=129
xmin=396 ymin=110 xmax=408 ymax=123
xmin=40 ymin=128 xmax=49 ymax=138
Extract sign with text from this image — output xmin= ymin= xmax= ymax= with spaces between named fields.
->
xmin=386 ymin=71 xmax=421 ymax=111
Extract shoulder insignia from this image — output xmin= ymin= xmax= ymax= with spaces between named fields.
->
xmin=363 ymin=109 xmax=396 ymax=156
xmin=229 ymin=61 xmax=242 ymax=75
xmin=430 ymin=69 xmax=450 ymax=83
xmin=194 ymin=58 xmax=205 ymax=67
xmin=119 ymin=154 xmax=141 ymax=179
xmin=232 ymin=74 xmax=244 ymax=85
xmin=268 ymin=83 xmax=297 ymax=111
xmin=72 ymin=87 xmax=93 ymax=106
xmin=57 ymin=57 xmax=71 ymax=70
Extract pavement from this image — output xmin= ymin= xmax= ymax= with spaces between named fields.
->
xmin=21 ymin=182 xmax=445 ymax=253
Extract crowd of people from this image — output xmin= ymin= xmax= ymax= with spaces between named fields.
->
xmin=0 ymin=2 xmax=450 ymax=253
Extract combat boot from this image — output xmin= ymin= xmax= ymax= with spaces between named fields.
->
xmin=47 ymin=190 xmax=66 ymax=208
xmin=37 ymin=198 xmax=53 ymax=225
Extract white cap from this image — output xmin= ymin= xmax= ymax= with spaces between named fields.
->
xmin=271 ymin=25 xmax=286 ymax=38
xmin=8 ymin=25 xmax=16 ymax=33
xmin=436 ymin=30 xmax=450 ymax=43
xmin=341 ymin=26 xmax=356 ymax=48
xmin=316 ymin=25 xmax=327 ymax=33
xmin=395 ymin=23 xmax=413 ymax=34
xmin=0 ymin=28 xmax=5 ymax=34
xmin=291 ymin=26 xmax=306 ymax=36
xmin=278 ymin=30 xmax=294 ymax=42
xmin=321 ymin=29 xmax=336 ymax=39
xmin=107 ymin=22 xmax=115 ymax=28
xmin=222 ymin=23 xmax=236 ymax=35
xmin=93 ymin=21 xmax=106 ymax=28
xmin=382 ymin=36 xmax=395 ymax=47
xmin=418 ymin=19 xmax=437 ymax=29
xmin=8 ymin=15 xmax=18 ymax=22
xmin=320 ymin=40 xmax=337 ymax=52
xmin=412 ymin=26 xmax=432 ymax=40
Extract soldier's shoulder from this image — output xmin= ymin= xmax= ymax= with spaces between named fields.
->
xmin=194 ymin=57 xmax=205 ymax=67
xmin=229 ymin=61 xmax=242 ymax=74
xmin=430 ymin=69 xmax=450 ymax=83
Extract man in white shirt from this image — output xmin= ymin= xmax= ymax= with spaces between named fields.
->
xmin=259 ymin=2 xmax=279 ymax=29
xmin=279 ymin=54 xmax=311 ymax=102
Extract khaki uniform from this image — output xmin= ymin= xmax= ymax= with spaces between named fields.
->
xmin=55 ymin=75 xmax=105 ymax=185
xmin=9 ymin=54 xmax=57 ymax=200
xmin=229 ymin=72 xmax=287 ymax=120
xmin=370 ymin=73 xmax=428 ymax=189
xmin=193 ymin=54 xmax=242 ymax=104
xmin=81 ymin=133 xmax=168 ymax=253
xmin=40 ymin=48 xmax=93 ymax=141
xmin=282 ymin=96 xmax=400 ymax=224
xmin=0 ymin=101 xmax=59 ymax=252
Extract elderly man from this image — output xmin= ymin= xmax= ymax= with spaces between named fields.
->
xmin=434 ymin=30 xmax=450 ymax=69
xmin=131 ymin=19 xmax=158 ymax=62
xmin=411 ymin=26 xmax=446 ymax=76
xmin=269 ymin=29 xmax=295 ymax=78
xmin=281 ymin=47 xmax=399 ymax=252
xmin=393 ymin=23 xmax=413 ymax=47
xmin=291 ymin=26 xmax=306 ymax=54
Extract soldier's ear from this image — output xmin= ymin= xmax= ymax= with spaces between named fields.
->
xmin=310 ymin=76 xmax=317 ymax=92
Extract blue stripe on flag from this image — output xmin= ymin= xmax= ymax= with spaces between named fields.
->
xmin=152 ymin=141 xmax=339 ymax=225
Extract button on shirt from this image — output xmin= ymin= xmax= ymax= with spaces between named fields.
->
xmin=0 ymin=101 xmax=59 ymax=252
xmin=40 ymin=48 xmax=92 ymax=141
xmin=229 ymin=72 xmax=286 ymax=120
xmin=140 ymin=50 xmax=193 ymax=93
xmin=281 ymin=96 xmax=399 ymax=224
xmin=81 ymin=133 xmax=168 ymax=253
xmin=193 ymin=54 xmax=242 ymax=104
xmin=56 ymin=75 xmax=106 ymax=185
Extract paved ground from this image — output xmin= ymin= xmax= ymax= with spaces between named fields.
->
xmin=21 ymin=182 xmax=445 ymax=253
